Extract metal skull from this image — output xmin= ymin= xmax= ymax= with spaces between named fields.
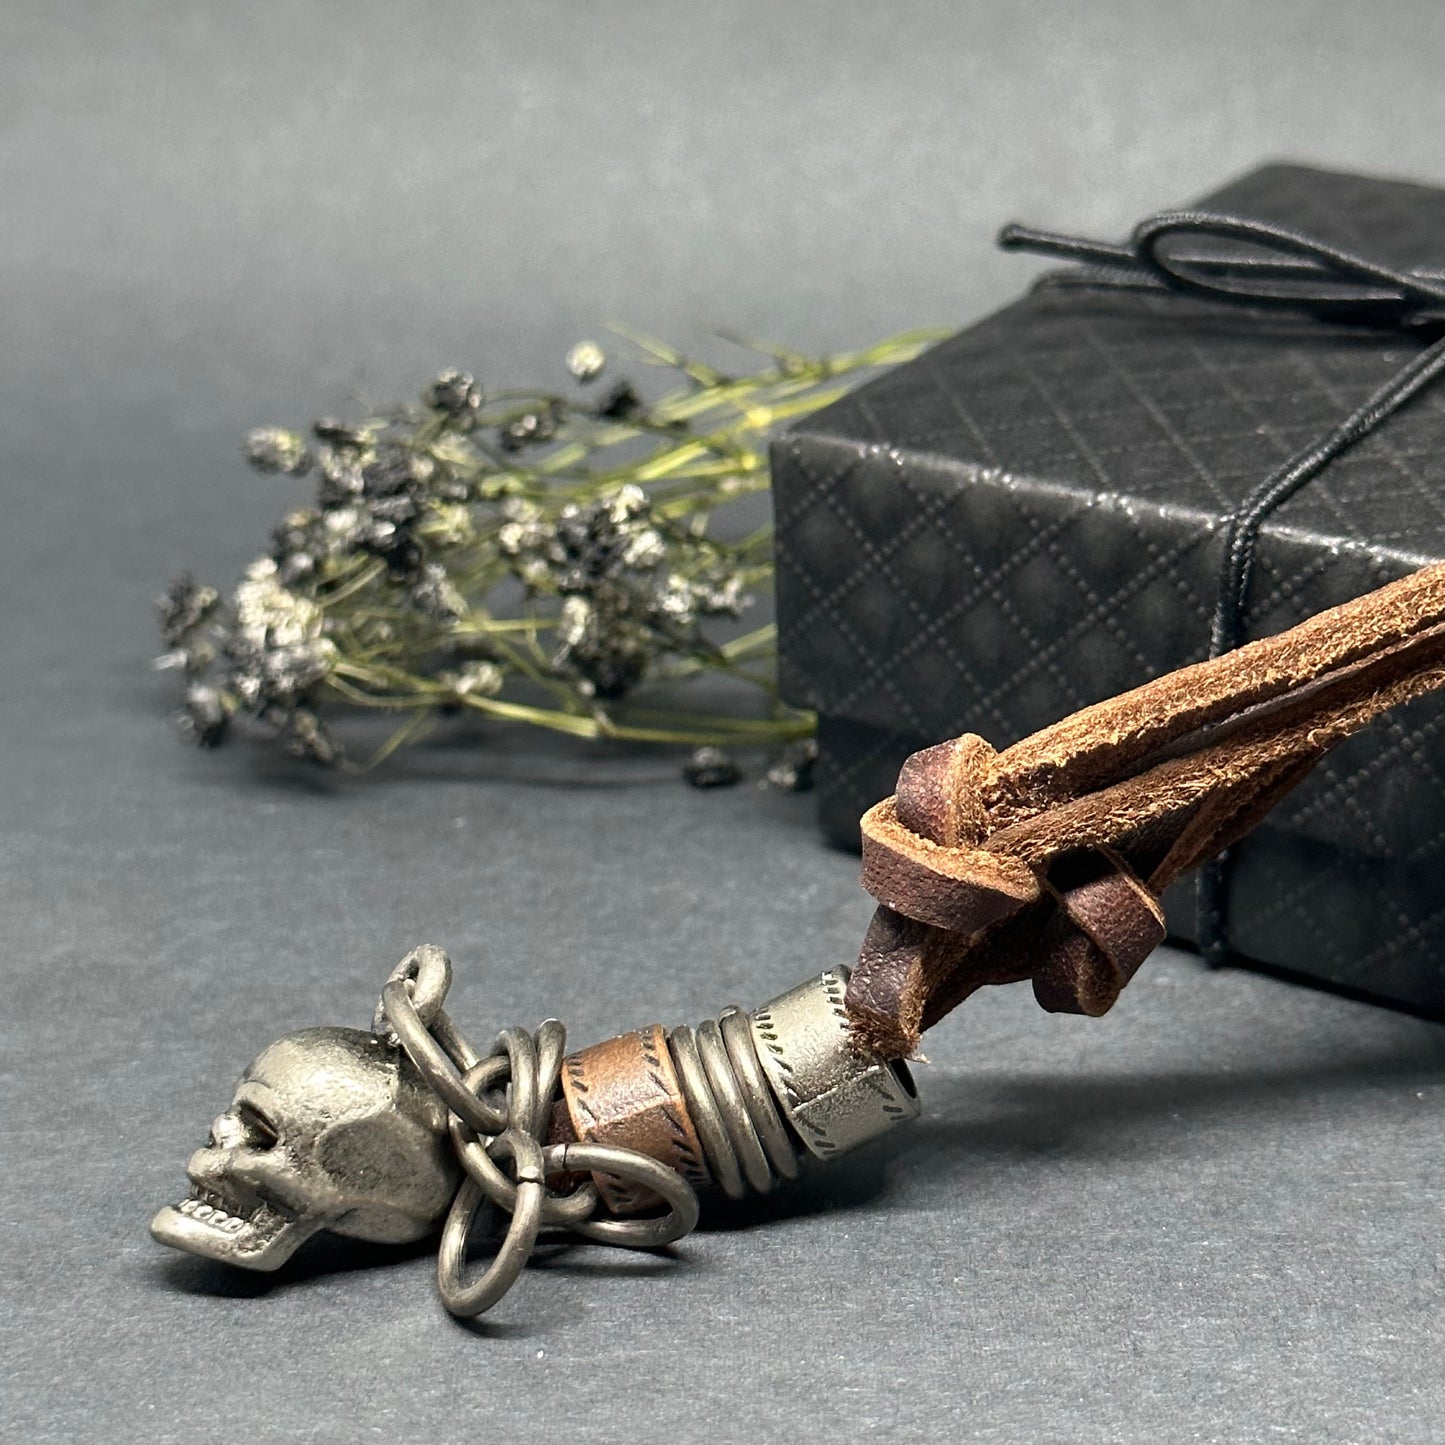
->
xmin=150 ymin=1026 xmax=459 ymax=1271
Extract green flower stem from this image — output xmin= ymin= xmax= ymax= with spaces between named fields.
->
xmin=331 ymin=672 xmax=813 ymax=763
xmin=345 ymin=707 xmax=440 ymax=773
xmin=165 ymin=326 xmax=940 ymax=770
xmin=318 ymin=556 xmax=388 ymax=604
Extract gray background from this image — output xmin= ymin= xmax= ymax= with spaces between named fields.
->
xmin=5 ymin=2 xmax=1445 ymax=1441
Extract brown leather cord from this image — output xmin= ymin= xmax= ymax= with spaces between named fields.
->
xmin=847 ymin=562 xmax=1445 ymax=1059
xmin=1002 ymin=211 xmax=1445 ymax=963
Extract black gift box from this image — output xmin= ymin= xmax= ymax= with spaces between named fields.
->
xmin=772 ymin=162 xmax=1445 ymax=1016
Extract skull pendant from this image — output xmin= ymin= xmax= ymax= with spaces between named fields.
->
xmin=150 ymin=948 xmax=922 ymax=1317
xmin=150 ymin=1026 xmax=460 ymax=1270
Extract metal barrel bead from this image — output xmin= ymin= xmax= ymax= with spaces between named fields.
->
xmin=747 ymin=967 xmax=920 ymax=1159
xmin=548 ymin=965 xmax=922 ymax=1214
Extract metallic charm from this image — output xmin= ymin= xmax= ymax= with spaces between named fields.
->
xmin=151 ymin=947 xmax=921 ymax=1321
xmin=149 ymin=1026 xmax=459 ymax=1270
xmin=749 ymin=967 xmax=920 ymax=1158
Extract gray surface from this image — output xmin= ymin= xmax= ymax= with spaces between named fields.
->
xmin=4 ymin=2 xmax=1445 ymax=1441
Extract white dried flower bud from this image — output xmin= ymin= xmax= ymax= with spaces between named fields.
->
xmin=497 ymin=521 xmax=528 ymax=556
xmin=235 ymin=561 xmax=323 ymax=649
xmin=323 ymin=505 xmax=365 ymax=542
xmin=700 ymin=574 xmax=748 ymax=616
xmin=246 ymin=427 xmax=311 ymax=475
xmin=622 ymin=528 xmax=666 ymax=570
xmin=566 ymin=340 xmax=606 ymax=382
xmin=424 ymin=370 xmax=482 ymax=415
xmin=606 ymin=484 xmax=647 ymax=525
xmin=410 ymin=562 xmax=467 ymax=623
xmin=446 ymin=661 xmax=504 ymax=697
xmin=515 ymin=559 xmax=550 ymax=590
xmin=178 ymin=683 xmax=236 ymax=748
xmin=316 ymin=448 xmax=366 ymax=498
xmin=654 ymin=573 xmax=698 ymax=624
xmin=557 ymin=596 xmax=592 ymax=649
xmin=500 ymin=497 xmax=543 ymax=523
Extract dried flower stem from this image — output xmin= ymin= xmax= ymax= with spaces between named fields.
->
xmin=158 ymin=328 xmax=943 ymax=776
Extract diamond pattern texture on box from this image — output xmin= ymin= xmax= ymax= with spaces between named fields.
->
xmin=773 ymin=163 xmax=1445 ymax=1012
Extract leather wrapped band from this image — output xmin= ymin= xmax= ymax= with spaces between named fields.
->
xmin=559 ymin=1025 xmax=710 ymax=1212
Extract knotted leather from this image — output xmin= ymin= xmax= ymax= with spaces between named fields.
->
xmin=848 ymin=562 xmax=1445 ymax=1058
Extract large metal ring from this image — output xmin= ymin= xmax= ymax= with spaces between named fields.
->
xmin=372 ymin=943 xmax=453 ymax=1036
xmin=436 ymin=1132 xmax=546 ymax=1318
xmin=719 ymin=1005 xmax=800 ymax=1181
xmin=382 ymin=979 xmax=510 ymax=1137
xmin=448 ymin=1065 xmax=599 ymax=1227
xmin=545 ymin=1142 xmax=699 ymax=1249
xmin=668 ymin=1024 xmax=746 ymax=1200
xmin=695 ymin=1018 xmax=773 ymax=1194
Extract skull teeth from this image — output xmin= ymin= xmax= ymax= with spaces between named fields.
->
xmin=178 ymin=1190 xmax=255 ymax=1232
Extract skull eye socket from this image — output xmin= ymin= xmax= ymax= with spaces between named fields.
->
xmin=236 ymin=1102 xmax=280 ymax=1150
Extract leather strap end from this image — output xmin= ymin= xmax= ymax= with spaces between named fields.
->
xmin=846 ymin=564 xmax=1445 ymax=1047
xmin=845 ymin=907 xmax=933 ymax=1059
xmin=1033 ymin=853 xmax=1167 ymax=1016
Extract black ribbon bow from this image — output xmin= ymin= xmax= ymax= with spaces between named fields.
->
xmin=999 ymin=210 xmax=1445 ymax=961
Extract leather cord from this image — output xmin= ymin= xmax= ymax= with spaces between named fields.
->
xmin=997 ymin=211 xmax=1445 ymax=963
xmin=847 ymin=563 xmax=1445 ymax=1059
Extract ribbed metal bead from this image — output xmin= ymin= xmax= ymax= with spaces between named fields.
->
xmin=557 ymin=966 xmax=922 ymax=1211
xmin=658 ymin=965 xmax=920 ymax=1199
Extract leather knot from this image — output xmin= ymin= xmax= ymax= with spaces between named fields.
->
xmin=858 ymin=736 xmax=1040 ymax=937
xmin=846 ymin=565 xmax=1445 ymax=1057
xmin=1034 ymin=850 xmax=1166 ymax=1017
xmin=855 ymin=738 xmax=1166 ymax=1043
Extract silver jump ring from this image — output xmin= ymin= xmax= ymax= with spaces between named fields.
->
xmin=531 ymin=1019 xmax=567 ymax=1139
xmin=545 ymin=1142 xmax=700 ymax=1249
xmin=696 ymin=1017 xmax=774 ymax=1195
xmin=429 ymin=1008 xmax=483 ymax=1073
xmin=718 ymin=1005 xmax=800 ymax=1181
xmin=372 ymin=943 xmax=452 ymax=1036
xmin=493 ymin=1026 xmax=539 ymax=1136
xmin=447 ymin=1060 xmax=598 ymax=1226
xmin=382 ymin=980 xmax=510 ymax=1137
xmin=436 ymin=1131 xmax=545 ymax=1318
xmin=668 ymin=1024 xmax=746 ymax=1200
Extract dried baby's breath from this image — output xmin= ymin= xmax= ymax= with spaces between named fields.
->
xmin=157 ymin=329 xmax=941 ymax=777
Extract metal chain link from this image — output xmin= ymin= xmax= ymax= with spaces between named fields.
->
xmin=377 ymin=946 xmax=701 ymax=1318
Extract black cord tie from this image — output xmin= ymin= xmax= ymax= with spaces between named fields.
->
xmin=1000 ymin=211 xmax=1445 ymax=964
